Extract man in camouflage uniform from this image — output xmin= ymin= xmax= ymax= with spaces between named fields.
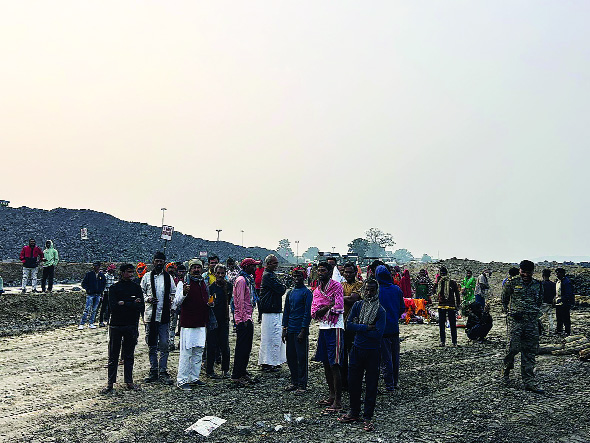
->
xmin=501 ymin=259 xmax=544 ymax=393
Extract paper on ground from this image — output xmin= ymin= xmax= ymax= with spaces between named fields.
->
xmin=184 ymin=416 xmax=226 ymax=437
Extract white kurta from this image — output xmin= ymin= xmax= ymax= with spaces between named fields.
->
xmin=258 ymin=313 xmax=287 ymax=366
xmin=177 ymin=327 xmax=207 ymax=386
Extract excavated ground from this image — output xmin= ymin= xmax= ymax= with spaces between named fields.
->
xmin=1 ymin=290 xmax=589 ymax=443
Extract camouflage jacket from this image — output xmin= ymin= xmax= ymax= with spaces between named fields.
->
xmin=502 ymin=276 xmax=544 ymax=319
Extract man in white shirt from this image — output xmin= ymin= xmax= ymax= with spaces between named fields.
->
xmin=141 ymin=251 xmax=176 ymax=384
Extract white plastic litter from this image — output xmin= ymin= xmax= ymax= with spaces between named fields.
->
xmin=284 ymin=413 xmax=292 ymax=422
xmin=184 ymin=416 xmax=226 ymax=437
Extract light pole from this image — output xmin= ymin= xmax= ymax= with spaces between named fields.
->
xmin=216 ymin=229 xmax=222 ymax=241
xmin=161 ymin=208 xmax=167 ymax=226
xmin=332 ymin=246 xmax=335 ymax=254
xmin=295 ymin=240 xmax=299 ymax=265
xmin=161 ymin=208 xmax=167 ymax=253
xmin=241 ymin=230 xmax=244 ymax=247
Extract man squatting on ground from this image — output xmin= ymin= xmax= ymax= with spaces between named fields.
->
xmin=282 ymin=267 xmax=313 ymax=394
xmin=258 ymin=254 xmax=287 ymax=372
xmin=141 ymin=252 xmax=176 ymax=385
xmin=231 ymin=258 xmax=260 ymax=386
xmin=501 ymin=259 xmax=544 ymax=393
xmin=172 ymin=258 xmax=211 ymax=390
xmin=311 ymin=261 xmax=345 ymax=413
xmin=338 ymin=277 xmax=386 ymax=432
xmin=79 ymin=261 xmax=106 ymax=329
xmin=101 ymin=263 xmax=144 ymax=393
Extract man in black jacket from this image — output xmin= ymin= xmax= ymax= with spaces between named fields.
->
xmin=258 ymin=254 xmax=287 ymax=371
xmin=79 ymin=262 xmax=107 ymax=329
xmin=101 ymin=264 xmax=144 ymax=393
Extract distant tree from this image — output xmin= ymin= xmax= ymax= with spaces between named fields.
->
xmin=302 ymin=246 xmax=320 ymax=262
xmin=348 ymin=238 xmax=370 ymax=258
xmin=365 ymin=228 xmax=396 ymax=248
xmin=366 ymin=242 xmax=386 ymax=258
xmin=392 ymin=248 xmax=414 ymax=264
xmin=421 ymin=254 xmax=433 ymax=263
xmin=276 ymin=239 xmax=296 ymax=263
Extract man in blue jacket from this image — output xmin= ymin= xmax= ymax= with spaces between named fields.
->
xmin=375 ymin=265 xmax=405 ymax=391
xmin=338 ymin=277 xmax=385 ymax=432
xmin=79 ymin=261 xmax=107 ymax=329
xmin=555 ymin=268 xmax=574 ymax=336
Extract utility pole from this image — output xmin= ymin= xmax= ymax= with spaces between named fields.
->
xmin=332 ymin=246 xmax=335 ymax=254
xmin=161 ymin=208 xmax=168 ymax=253
xmin=216 ymin=229 xmax=222 ymax=242
xmin=295 ymin=240 xmax=299 ymax=265
xmin=241 ymin=230 xmax=244 ymax=247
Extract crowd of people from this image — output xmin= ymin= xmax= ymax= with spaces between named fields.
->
xmin=10 ymin=239 xmax=578 ymax=430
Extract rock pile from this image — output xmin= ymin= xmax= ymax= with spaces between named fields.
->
xmin=0 ymin=206 xmax=279 ymax=264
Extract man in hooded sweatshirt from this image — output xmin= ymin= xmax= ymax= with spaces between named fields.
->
xmin=141 ymin=251 xmax=176 ymax=385
xmin=20 ymin=239 xmax=43 ymax=293
xmin=41 ymin=240 xmax=59 ymax=293
xmin=375 ymin=265 xmax=405 ymax=391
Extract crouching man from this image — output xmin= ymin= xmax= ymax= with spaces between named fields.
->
xmin=101 ymin=264 xmax=144 ymax=393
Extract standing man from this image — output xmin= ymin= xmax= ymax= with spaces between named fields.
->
xmin=20 ymin=239 xmax=43 ymax=293
xmin=311 ymin=261 xmax=345 ymax=413
xmin=79 ymin=262 xmax=107 ymax=329
xmin=226 ymin=258 xmax=240 ymax=285
xmin=434 ymin=266 xmax=461 ymax=347
xmin=169 ymin=264 xmax=187 ymax=350
xmin=375 ymin=265 xmax=405 ymax=391
xmin=340 ymin=262 xmax=363 ymax=389
xmin=98 ymin=264 xmax=117 ymax=327
xmin=258 ymin=254 xmax=287 ymax=372
xmin=327 ymin=257 xmax=344 ymax=283
xmin=282 ymin=267 xmax=313 ymax=393
xmin=460 ymin=270 xmax=476 ymax=307
xmin=339 ymin=277 xmax=386 ymax=432
xmin=41 ymin=240 xmax=59 ymax=293
xmin=231 ymin=258 xmax=261 ymax=386
xmin=555 ymin=268 xmax=574 ymax=336
xmin=101 ymin=264 xmax=144 ymax=393
xmin=203 ymin=255 xmax=219 ymax=285
xmin=501 ymin=260 xmax=544 ymax=393
xmin=475 ymin=269 xmax=492 ymax=307
xmin=141 ymin=251 xmax=176 ymax=385
xmin=539 ymin=269 xmax=556 ymax=334
xmin=206 ymin=263 xmax=232 ymax=379
xmin=173 ymin=259 xmax=211 ymax=390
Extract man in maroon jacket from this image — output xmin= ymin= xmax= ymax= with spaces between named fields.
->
xmin=20 ymin=239 xmax=43 ymax=293
xmin=172 ymin=258 xmax=212 ymax=390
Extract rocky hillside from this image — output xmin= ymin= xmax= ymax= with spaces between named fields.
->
xmin=0 ymin=206 xmax=278 ymax=263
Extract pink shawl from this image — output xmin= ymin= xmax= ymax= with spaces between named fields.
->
xmin=311 ymin=279 xmax=344 ymax=326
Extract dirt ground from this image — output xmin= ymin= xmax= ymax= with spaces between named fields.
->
xmin=1 ymin=292 xmax=589 ymax=443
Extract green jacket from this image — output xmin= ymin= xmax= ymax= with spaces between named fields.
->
xmin=461 ymin=276 xmax=476 ymax=302
xmin=43 ymin=241 xmax=59 ymax=267
xmin=502 ymin=276 xmax=543 ymax=319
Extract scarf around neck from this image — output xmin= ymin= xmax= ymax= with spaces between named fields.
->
xmin=239 ymin=270 xmax=258 ymax=307
xmin=358 ymin=288 xmax=380 ymax=325
xmin=311 ymin=279 xmax=344 ymax=326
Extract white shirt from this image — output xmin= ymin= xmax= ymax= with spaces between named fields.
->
xmin=141 ymin=271 xmax=177 ymax=322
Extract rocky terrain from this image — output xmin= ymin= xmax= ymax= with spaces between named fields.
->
xmin=0 ymin=206 xmax=279 ymax=264
xmin=1 ymin=259 xmax=589 ymax=442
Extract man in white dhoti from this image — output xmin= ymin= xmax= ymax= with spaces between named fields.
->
xmin=173 ymin=259 xmax=212 ymax=390
xmin=258 ymin=254 xmax=287 ymax=372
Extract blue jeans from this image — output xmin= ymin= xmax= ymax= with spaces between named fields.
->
xmin=145 ymin=322 xmax=170 ymax=371
xmin=380 ymin=335 xmax=400 ymax=390
xmin=80 ymin=294 xmax=101 ymax=325
xmin=475 ymin=294 xmax=485 ymax=307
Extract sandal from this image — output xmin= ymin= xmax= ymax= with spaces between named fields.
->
xmin=363 ymin=420 xmax=375 ymax=432
xmin=100 ymin=385 xmax=113 ymax=395
xmin=126 ymin=383 xmax=141 ymax=391
xmin=337 ymin=414 xmax=360 ymax=424
xmin=294 ymin=388 xmax=307 ymax=395
xmin=322 ymin=406 xmax=343 ymax=415
xmin=317 ymin=398 xmax=333 ymax=406
xmin=284 ymin=384 xmax=298 ymax=392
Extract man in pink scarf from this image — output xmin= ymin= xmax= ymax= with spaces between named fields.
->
xmin=400 ymin=270 xmax=413 ymax=299
xmin=311 ymin=261 xmax=345 ymax=413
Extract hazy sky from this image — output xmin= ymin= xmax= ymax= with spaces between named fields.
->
xmin=2 ymin=1 xmax=589 ymax=262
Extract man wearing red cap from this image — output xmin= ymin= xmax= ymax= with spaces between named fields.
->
xmin=231 ymin=258 xmax=260 ymax=385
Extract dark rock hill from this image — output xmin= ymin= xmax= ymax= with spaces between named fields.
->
xmin=0 ymin=206 xmax=278 ymax=263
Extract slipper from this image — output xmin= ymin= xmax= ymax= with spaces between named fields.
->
xmin=363 ymin=420 xmax=375 ymax=432
xmin=294 ymin=388 xmax=307 ymax=395
xmin=322 ymin=406 xmax=343 ymax=415
xmin=317 ymin=399 xmax=333 ymax=406
xmin=337 ymin=414 xmax=360 ymax=424
xmin=284 ymin=384 xmax=298 ymax=392
xmin=100 ymin=385 xmax=113 ymax=395
xmin=125 ymin=383 xmax=141 ymax=391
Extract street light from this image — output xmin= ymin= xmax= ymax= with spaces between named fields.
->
xmin=161 ymin=208 xmax=168 ymax=253
xmin=161 ymin=208 xmax=167 ymax=226
xmin=216 ymin=229 xmax=222 ymax=241
xmin=241 ymin=230 xmax=244 ymax=247
xmin=295 ymin=240 xmax=299 ymax=265
xmin=332 ymin=246 xmax=335 ymax=253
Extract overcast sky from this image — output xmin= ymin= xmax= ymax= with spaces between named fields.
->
xmin=2 ymin=1 xmax=589 ymax=263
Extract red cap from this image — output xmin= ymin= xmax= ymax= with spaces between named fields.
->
xmin=240 ymin=258 xmax=261 ymax=268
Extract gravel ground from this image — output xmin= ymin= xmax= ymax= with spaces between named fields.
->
xmin=1 ymin=293 xmax=589 ymax=443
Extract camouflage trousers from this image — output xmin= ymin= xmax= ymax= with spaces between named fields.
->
xmin=503 ymin=316 xmax=539 ymax=386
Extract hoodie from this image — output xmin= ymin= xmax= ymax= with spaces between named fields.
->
xmin=375 ymin=265 xmax=405 ymax=336
xmin=43 ymin=241 xmax=59 ymax=268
